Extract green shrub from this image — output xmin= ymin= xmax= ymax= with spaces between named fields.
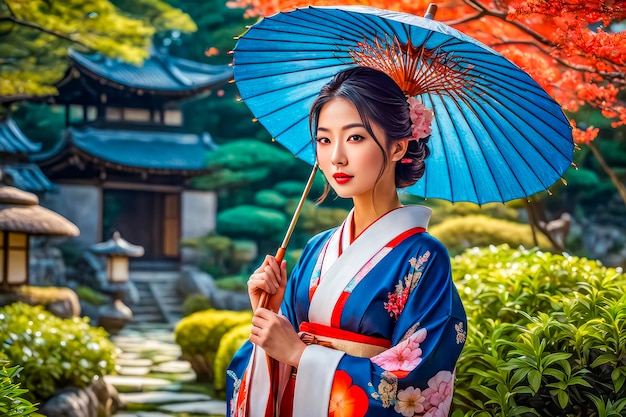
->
xmin=0 ymin=303 xmax=116 ymax=401
xmin=274 ymin=181 xmax=307 ymax=197
xmin=0 ymin=361 xmax=38 ymax=416
xmin=182 ymin=293 xmax=213 ymax=316
xmin=214 ymin=323 xmax=251 ymax=392
xmin=216 ymin=275 xmax=248 ymax=293
xmin=75 ymin=286 xmax=108 ymax=307
xmin=254 ymin=189 xmax=288 ymax=210
xmin=175 ymin=309 xmax=252 ymax=383
xmin=430 ymin=215 xmax=551 ymax=254
xmin=452 ymin=245 xmax=626 ymax=417
xmin=216 ymin=205 xmax=287 ymax=240
xmin=428 ymin=201 xmax=520 ymax=226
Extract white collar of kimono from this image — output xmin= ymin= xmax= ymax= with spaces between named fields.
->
xmin=309 ymin=205 xmax=432 ymax=325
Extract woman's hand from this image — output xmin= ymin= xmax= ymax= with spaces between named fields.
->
xmin=248 ymin=255 xmax=287 ymax=312
xmin=250 ymin=308 xmax=307 ymax=368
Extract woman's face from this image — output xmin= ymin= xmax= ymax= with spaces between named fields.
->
xmin=315 ymin=97 xmax=395 ymax=201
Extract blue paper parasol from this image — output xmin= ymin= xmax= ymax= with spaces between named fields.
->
xmin=232 ymin=5 xmax=574 ymax=205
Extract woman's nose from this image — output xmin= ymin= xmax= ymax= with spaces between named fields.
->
xmin=331 ymin=143 xmax=347 ymax=166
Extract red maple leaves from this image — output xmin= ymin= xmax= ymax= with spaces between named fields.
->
xmin=229 ymin=0 xmax=626 ymax=143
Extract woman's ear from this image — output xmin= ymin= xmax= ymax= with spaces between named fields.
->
xmin=390 ymin=138 xmax=410 ymax=162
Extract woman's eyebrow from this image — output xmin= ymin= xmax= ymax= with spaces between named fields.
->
xmin=317 ymin=123 xmax=366 ymax=132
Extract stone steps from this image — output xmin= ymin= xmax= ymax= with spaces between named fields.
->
xmin=128 ymin=271 xmax=186 ymax=325
xmin=108 ymin=324 xmax=226 ymax=417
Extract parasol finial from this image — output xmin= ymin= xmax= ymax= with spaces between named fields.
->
xmin=424 ymin=4 xmax=438 ymax=20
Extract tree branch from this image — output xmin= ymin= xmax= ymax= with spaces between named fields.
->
xmin=459 ymin=0 xmax=554 ymax=46
xmin=489 ymin=39 xmax=626 ymax=80
xmin=0 ymin=16 xmax=89 ymax=49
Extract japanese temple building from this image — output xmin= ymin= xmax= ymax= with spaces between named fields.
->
xmin=0 ymin=118 xmax=55 ymax=193
xmin=31 ymin=48 xmax=233 ymax=265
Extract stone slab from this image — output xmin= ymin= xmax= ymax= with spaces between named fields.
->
xmin=159 ymin=400 xmax=226 ymax=414
xmin=116 ymin=358 xmax=153 ymax=367
xmin=151 ymin=360 xmax=191 ymax=373
xmin=119 ymin=391 xmax=213 ymax=404
xmin=117 ymin=366 xmax=151 ymax=376
xmin=104 ymin=375 xmax=171 ymax=389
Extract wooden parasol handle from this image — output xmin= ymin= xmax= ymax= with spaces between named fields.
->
xmin=257 ymin=164 xmax=319 ymax=312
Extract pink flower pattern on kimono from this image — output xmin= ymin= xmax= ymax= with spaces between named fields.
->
xmin=384 ymin=252 xmax=431 ymax=320
xmin=422 ymin=371 xmax=455 ymax=417
xmin=371 ymin=328 xmax=427 ymax=378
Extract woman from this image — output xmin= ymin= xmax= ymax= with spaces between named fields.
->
xmin=227 ymin=67 xmax=467 ymax=417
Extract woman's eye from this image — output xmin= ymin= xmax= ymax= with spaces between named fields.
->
xmin=348 ymin=134 xmax=364 ymax=142
xmin=316 ymin=137 xmax=330 ymax=144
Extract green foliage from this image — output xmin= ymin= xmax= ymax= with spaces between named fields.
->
xmin=429 ymin=215 xmax=551 ymax=255
xmin=427 ymin=201 xmax=521 ymax=226
xmin=254 ymin=189 xmax=288 ymax=210
xmin=274 ymin=181 xmax=308 ymax=197
xmin=193 ymin=140 xmax=298 ymax=191
xmin=0 ymin=0 xmax=195 ymax=100
xmin=182 ymin=293 xmax=213 ymax=316
xmin=213 ymin=323 xmax=251 ymax=392
xmin=216 ymin=205 xmax=287 ymax=240
xmin=75 ymin=286 xmax=108 ymax=307
xmin=0 ymin=361 xmax=38 ymax=416
xmin=453 ymin=245 xmax=626 ymax=417
xmin=174 ymin=309 xmax=252 ymax=383
xmin=215 ymin=275 xmax=248 ymax=293
xmin=0 ymin=303 xmax=116 ymax=401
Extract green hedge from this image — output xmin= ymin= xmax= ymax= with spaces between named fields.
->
xmin=430 ymin=215 xmax=552 ymax=255
xmin=175 ymin=309 xmax=252 ymax=384
xmin=214 ymin=323 xmax=251 ymax=392
xmin=452 ymin=245 xmax=626 ymax=417
xmin=0 ymin=303 xmax=116 ymax=401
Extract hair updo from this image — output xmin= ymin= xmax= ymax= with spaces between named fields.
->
xmin=309 ymin=66 xmax=430 ymax=190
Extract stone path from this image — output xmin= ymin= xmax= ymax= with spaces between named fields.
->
xmin=105 ymin=323 xmax=227 ymax=417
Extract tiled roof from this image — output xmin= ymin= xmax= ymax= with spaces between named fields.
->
xmin=68 ymin=49 xmax=233 ymax=92
xmin=4 ymin=164 xmax=55 ymax=192
xmin=49 ymin=127 xmax=217 ymax=172
xmin=0 ymin=119 xmax=42 ymax=154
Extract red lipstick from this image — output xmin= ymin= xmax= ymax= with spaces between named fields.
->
xmin=333 ymin=173 xmax=353 ymax=184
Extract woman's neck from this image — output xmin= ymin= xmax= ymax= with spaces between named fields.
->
xmin=351 ymin=192 xmax=402 ymax=239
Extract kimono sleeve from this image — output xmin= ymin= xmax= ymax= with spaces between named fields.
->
xmin=293 ymin=239 xmax=467 ymax=417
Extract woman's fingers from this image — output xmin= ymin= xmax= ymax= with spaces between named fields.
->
xmin=248 ymin=274 xmax=277 ymax=294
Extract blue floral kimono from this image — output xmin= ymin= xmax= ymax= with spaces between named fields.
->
xmin=227 ymin=205 xmax=467 ymax=417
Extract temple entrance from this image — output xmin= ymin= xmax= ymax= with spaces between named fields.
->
xmin=102 ymin=189 xmax=180 ymax=262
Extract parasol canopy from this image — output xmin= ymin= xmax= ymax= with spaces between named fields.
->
xmin=232 ymin=5 xmax=575 ymax=204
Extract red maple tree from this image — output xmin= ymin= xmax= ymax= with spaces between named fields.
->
xmin=227 ymin=0 xmax=626 ymax=203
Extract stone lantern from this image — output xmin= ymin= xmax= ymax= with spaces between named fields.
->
xmin=0 ymin=186 xmax=79 ymax=287
xmin=90 ymin=231 xmax=144 ymax=284
xmin=90 ymin=231 xmax=144 ymax=334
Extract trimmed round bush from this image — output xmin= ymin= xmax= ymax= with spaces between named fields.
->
xmin=215 ymin=275 xmax=248 ymax=293
xmin=174 ymin=309 xmax=252 ymax=383
xmin=429 ymin=215 xmax=551 ymax=254
xmin=0 ymin=302 xmax=116 ymax=401
xmin=214 ymin=323 xmax=252 ymax=392
xmin=216 ymin=205 xmax=287 ymax=240
xmin=254 ymin=190 xmax=288 ymax=210
xmin=182 ymin=293 xmax=213 ymax=316
xmin=274 ymin=181 xmax=307 ymax=197
xmin=452 ymin=245 xmax=626 ymax=416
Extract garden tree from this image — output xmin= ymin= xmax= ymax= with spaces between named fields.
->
xmin=192 ymin=139 xmax=310 ymax=206
xmin=158 ymin=0 xmax=262 ymax=141
xmin=0 ymin=0 xmax=196 ymax=102
xmin=226 ymin=0 xmax=626 ymax=207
